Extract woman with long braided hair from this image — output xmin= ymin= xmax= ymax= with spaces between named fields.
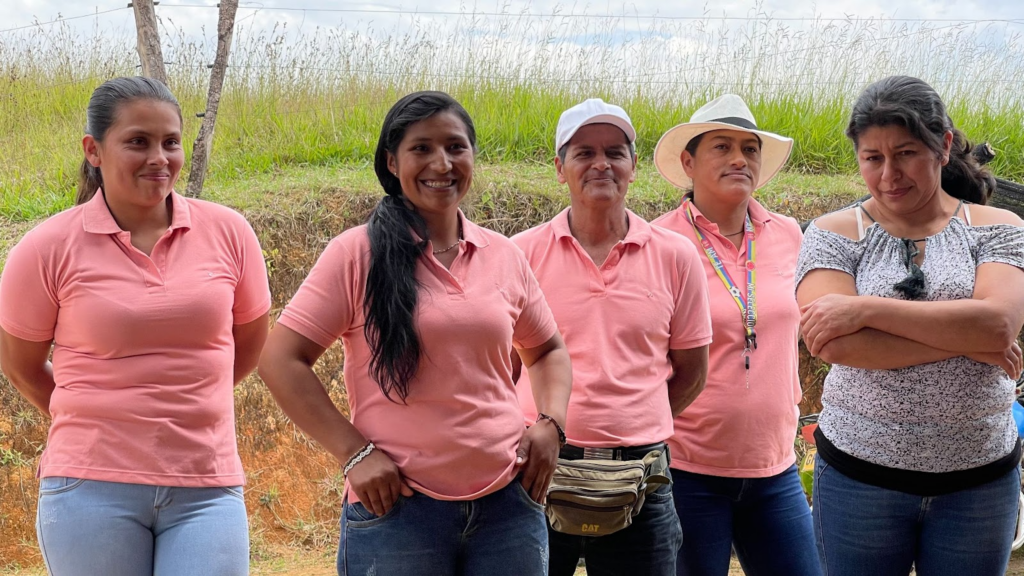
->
xmin=258 ymin=91 xmax=571 ymax=576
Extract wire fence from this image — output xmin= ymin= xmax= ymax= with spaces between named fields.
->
xmin=157 ymin=3 xmax=1024 ymax=24
xmin=3 ymin=2 xmax=1023 ymax=36
xmin=5 ymin=4 xmax=1024 ymax=121
xmin=0 ymin=6 xmax=129 ymax=34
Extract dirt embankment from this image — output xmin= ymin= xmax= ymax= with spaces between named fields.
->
xmin=0 ymin=187 xmax=845 ymax=569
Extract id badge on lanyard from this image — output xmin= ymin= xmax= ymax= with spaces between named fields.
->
xmin=683 ymin=199 xmax=757 ymax=388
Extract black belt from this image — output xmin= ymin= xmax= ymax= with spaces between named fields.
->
xmin=559 ymin=442 xmax=667 ymax=461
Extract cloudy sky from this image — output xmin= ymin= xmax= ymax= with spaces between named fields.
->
xmin=6 ymin=0 xmax=1022 ymax=103
xmin=7 ymin=0 xmax=1023 ymax=38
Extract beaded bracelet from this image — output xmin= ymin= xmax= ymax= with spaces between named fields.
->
xmin=343 ymin=442 xmax=376 ymax=478
xmin=536 ymin=413 xmax=567 ymax=447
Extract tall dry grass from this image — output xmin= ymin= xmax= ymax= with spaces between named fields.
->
xmin=1 ymin=8 xmax=1022 ymax=220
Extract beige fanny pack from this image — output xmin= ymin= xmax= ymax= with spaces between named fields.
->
xmin=545 ymin=448 xmax=671 ymax=537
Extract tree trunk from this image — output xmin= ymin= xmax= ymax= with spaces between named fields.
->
xmin=131 ymin=0 xmax=167 ymax=85
xmin=185 ymin=0 xmax=239 ymax=198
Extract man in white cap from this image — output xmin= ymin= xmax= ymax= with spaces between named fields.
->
xmin=512 ymin=98 xmax=713 ymax=575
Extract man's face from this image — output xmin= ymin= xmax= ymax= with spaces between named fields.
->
xmin=556 ymin=123 xmax=636 ymax=209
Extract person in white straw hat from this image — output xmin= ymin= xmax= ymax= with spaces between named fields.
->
xmin=652 ymin=95 xmax=821 ymax=576
xmin=513 ymin=97 xmax=713 ymax=575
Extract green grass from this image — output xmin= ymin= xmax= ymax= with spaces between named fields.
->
xmin=1 ymin=12 xmax=1020 ymax=221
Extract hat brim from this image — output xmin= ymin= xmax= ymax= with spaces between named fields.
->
xmin=653 ymin=122 xmax=793 ymax=190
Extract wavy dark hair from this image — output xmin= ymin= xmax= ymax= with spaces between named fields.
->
xmin=365 ymin=91 xmax=477 ymax=402
xmin=77 ymin=76 xmax=182 ymax=205
xmin=846 ymin=75 xmax=995 ymax=204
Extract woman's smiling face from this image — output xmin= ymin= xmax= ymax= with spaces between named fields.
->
xmin=83 ymin=98 xmax=184 ymax=210
xmin=386 ymin=111 xmax=475 ymax=218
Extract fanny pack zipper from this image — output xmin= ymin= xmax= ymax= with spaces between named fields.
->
xmin=554 ymin=460 xmax=646 ymax=473
xmin=547 ymin=497 xmax=635 ymax=512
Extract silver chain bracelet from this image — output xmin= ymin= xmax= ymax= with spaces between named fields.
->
xmin=343 ymin=442 xmax=376 ymax=478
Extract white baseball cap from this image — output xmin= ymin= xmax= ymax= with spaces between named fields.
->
xmin=555 ymin=98 xmax=636 ymax=153
xmin=654 ymin=94 xmax=793 ymax=190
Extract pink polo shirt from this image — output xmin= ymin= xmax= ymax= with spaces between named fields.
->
xmin=277 ymin=214 xmax=557 ymax=502
xmin=653 ymin=198 xmax=802 ymax=477
xmin=513 ymin=208 xmax=712 ymax=447
xmin=0 ymin=190 xmax=271 ymax=487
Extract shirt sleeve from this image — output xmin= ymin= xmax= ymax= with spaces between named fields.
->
xmin=0 ymin=233 xmax=58 ymax=342
xmin=973 ymin=225 xmax=1024 ymax=270
xmin=669 ymin=242 xmax=714 ymax=349
xmin=794 ymin=223 xmax=863 ymax=288
xmin=511 ymin=250 xmax=557 ymax=350
xmin=277 ymin=234 xmax=361 ymax=349
xmin=231 ymin=217 xmax=272 ymax=325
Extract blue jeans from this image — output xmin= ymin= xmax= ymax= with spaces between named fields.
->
xmin=36 ymin=476 xmax=249 ymax=576
xmin=813 ymin=454 xmax=1020 ymax=576
xmin=547 ymin=483 xmax=682 ymax=576
xmin=338 ymin=479 xmax=548 ymax=576
xmin=671 ymin=465 xmax=820 ymax=576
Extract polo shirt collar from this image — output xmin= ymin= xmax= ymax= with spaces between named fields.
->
xmin=684 ymin=196 xmax=773 ymax=229
xmin=411 ymin=209 xmax=490 ymax=249
xmin=458 ymin=210 xmax=490 ymax=249
xmin=551 ymin=207 xmax=652 ymax=248
xmin=168 ymin=191 xmax=192 ymax=231
xmin=82 ymin=189 xmax=192 ymax=235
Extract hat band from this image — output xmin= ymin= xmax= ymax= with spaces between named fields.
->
xmin=711 ymin=116 xmax=757 ymax=131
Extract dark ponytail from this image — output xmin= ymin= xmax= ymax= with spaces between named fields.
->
xmin=78 ymin=161 xmax=104 ymax=206
xmin=77 ymin=76 xmax=182 ymax=205
xmin=941 ymin=127 xmax=996 ymax=204
xmin=365 ymin=91 xmax=477 ymax=402
xmin=846 ymin=75 xmax=994 ymax=204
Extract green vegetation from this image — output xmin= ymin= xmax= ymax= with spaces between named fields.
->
xmin=1 ymin=12 xmax=1022 ymax=221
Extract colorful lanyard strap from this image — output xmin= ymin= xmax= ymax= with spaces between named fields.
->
xmin=683 ymin=199 xmax=757 ymax=382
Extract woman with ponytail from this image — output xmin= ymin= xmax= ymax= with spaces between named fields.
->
xmin=258 ymin=91 xmax=571 ymax=576
xmin=795 ymin=75 xmax=1024 ymax=575
xmin=0 ymin=77 xmax=271 ymax=575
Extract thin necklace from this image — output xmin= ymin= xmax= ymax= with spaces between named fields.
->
xmin=722 ymin=229 xmax=745 ymax=237
xmin=432 ymin=223 xmax=463 ymax=254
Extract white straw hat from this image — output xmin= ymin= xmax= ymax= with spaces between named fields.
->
xmin=555 ymin=98 xmax=636 ymax=153
xmin=654 ymin=94 xmax=793 ymax=189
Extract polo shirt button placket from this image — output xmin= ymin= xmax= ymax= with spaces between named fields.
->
xmin=599 ymin=248 xmax=622 ymax=289
xmin=436 ymin=266 xmax=465 ymax=298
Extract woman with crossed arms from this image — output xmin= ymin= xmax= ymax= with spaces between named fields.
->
xmin=797 ymin=76 xmax=1024 ymax=575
